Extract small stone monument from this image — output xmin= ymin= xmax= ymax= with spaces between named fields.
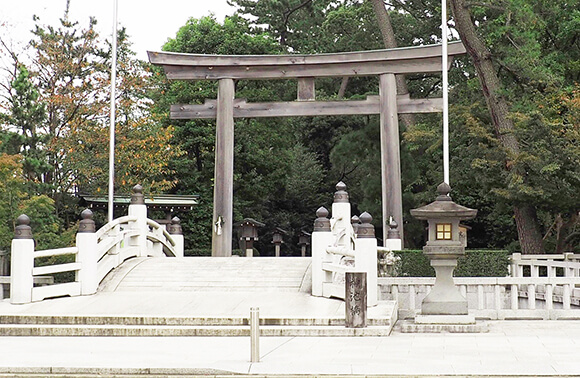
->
xmin=409 ymin=183 xmax=481 ymax=329
xmin=298 ymin=230 xmax=311 ymax=257
xmin=345 ymin=272 xmax=367 ymax=328
xmin=239 ymin=218 xmax=264 ymax=257
xmin=271 ymin=227 xmax=287 ymax=257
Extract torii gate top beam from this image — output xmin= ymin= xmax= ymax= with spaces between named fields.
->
xmin=148 ymin=41 xmax=466 ymax=80
xmin=148 ymin=41 xmax=466 ymax=257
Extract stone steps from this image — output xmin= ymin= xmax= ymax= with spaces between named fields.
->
xmin=0 ymin=314 xmax=393 ymax=326
xmin=103 ymin=257 xmax=313 ymax=293
xmin=0 ymin=256 xmax=397 ymax=336
xmin=0 ymin=310 xmax=395 ymax=336
xmin=0 ymin=299 xmax=397 ymax=337
xmin=0 ymin=323 xmax=393 ymax=337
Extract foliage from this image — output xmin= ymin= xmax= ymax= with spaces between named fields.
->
xmin=157 ymin=15 xmax=327 ymax=254
xmin=228 ymin=0 xmax=330 ymax=51
xmin=0 ymin=13 xmax=180 ymax=240
xmin=385 ymin=250 xmax=511 ymax=277
xmin=0 ymin=65 xmax=48 ymax=190
xmin=0 ymin=153 xmax=26 ymax=250
xmin=0 ymin=0 xmax=577 ymax=255
xmin=448 ymin=0 xmax=580 ymax=252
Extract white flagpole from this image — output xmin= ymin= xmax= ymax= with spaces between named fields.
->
xmin=108 ymin=0 xmax=118 ymax=222
xmin=442 ymin=0 xmax=450 ymax=185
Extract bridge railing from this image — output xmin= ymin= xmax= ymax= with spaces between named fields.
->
xmin=379 ymin=275 xmax=580 ymax=320
xmin=9 ymin=185 xmax=184 ymax=304
xmin=510 ymin=253 xmax=580 ymax=278
xmin=311 ymin=183 xmax=388 ymax=307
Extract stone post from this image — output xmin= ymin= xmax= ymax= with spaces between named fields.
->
xmin=168 ymin=217 xmax=184 ymax=257
xmin=331 ymin=182 xmax=353 ymax=253
xmin=0 ymin=250 xmax=7 ymax=299
xmin=76 ymin=209 xmax=98 ymax=295
xmin=0 ymin=250 xmax=8 ymax=276
xmin=345 ymin=272 xmax=367 ymax=328
xmin=511 ymin=253 xmax=522 ymax=277
xmin=128 ymin=184 xmax=148 ymax=257
xmin=311 ymin=207 xmax=331 ymax=297
xmin=385 ymin=218 xmax=402 ymax=251
xmin=355 ymin=212 xmax=378 ymax=307
xmin=10 ymin=214 xmax=34 ymax=304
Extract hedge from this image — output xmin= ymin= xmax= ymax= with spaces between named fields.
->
xmin=385 ymin=249 xmax=511 ymax=277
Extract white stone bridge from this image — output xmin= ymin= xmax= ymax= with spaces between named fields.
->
xmin=1 ymin=185 xmax=580 ymax=337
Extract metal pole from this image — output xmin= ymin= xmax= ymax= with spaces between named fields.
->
xmin=108 ymin=0 xmax=118 ymax=223
xmin=250 ymin=307 xmax=260 ymax=362
xmin=442 ymin=0 xmax=450 ymax=185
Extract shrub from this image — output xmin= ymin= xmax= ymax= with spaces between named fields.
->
xmin=382 ymin=249 xmax=510 ymax=277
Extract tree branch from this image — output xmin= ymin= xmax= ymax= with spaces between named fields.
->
xmin=465 ymin=2 xmax=506 ymax=11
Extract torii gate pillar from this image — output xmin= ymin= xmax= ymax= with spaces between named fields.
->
xmin=149 ymin=42 xmax=466 ymax=256
xmin=212 ymin=79 xmax=235 ymax=256
xmin=380 ymin=73 xmax=404 ymax=246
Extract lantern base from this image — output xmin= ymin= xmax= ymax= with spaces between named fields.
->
xmin=421 ymin=257 xmax=468 ymax=315
xmin=421 ymin=299 xmax=468 ymax=315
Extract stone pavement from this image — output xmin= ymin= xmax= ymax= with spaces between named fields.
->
xmin=0 ymin=320 xmax=579 ymax=376
xmin=1 ymin=256 xmax=579 ymax=376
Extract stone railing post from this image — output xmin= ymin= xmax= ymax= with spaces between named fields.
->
xmin=511 ymin=253 xmax=522 ymax=277
xmin=168 ymin=216 xmax=184 ymax=258
xmin=10 ymin=214 xmax=34 ymax=304
xmin=128 ymin=184 xmax=148 ymax=257
xmin=385 ymin=217 xmax=402 ymax=251
xmin=311 ymin=207 xmax=332 ymax=297
xmin=354 ymin=212 xmax=378 ymax=307
xmin=76 ymin=209 xmax=98 ymax=295
xmin=331 ymin=182 xmax=353 ymax=253
xmin=0 ymin=250 xmax=7 ymax=300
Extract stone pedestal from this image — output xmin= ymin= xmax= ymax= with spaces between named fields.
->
xmin=421 ymin=255 xmax=468 ymax=315
xmin=345 ymin=272 xmax=367 ymax=328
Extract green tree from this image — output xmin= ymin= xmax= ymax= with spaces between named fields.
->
xmin=449 ymin=0 xmax=580 ymax=253
xmin=228 ymin=0 xmax=329 ymax=51
xmin=0 ymin=65 xmax=48 ymax=190
xmin=0 ymin=153 xmax=26 ymax=250
xmin=156 ymin=15 xmax=329 ymax=254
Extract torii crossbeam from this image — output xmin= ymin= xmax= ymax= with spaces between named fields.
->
xmin=149 ymin=41 xmax=466 ymax=256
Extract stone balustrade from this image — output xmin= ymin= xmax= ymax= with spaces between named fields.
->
xmin=511 ymin=253 xmax=580 ymax=278
xmin=312 ymin=182 xmax=402 ymax=307
xmin=379 ymin=275 xmax=580 ymax=320
xmin=8 ymin=185 xmax=183 ymax=304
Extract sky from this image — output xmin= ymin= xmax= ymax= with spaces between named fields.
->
xmin=0 ymin=0 xmax=238 ymax=60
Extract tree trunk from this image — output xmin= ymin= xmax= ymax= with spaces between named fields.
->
xmin=338 ymin=77 xmax=349 ymax=99
xmin=555 ymin=212 xmax=579 ymax=254
xmin=449 ymin=0 xmax=544 ymax=254
xmin=513 ymin=205 xmax=545 ymax=254
xmin=368 ymin=0 xmax=414 ymax=128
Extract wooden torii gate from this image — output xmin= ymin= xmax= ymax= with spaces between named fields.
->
xmin=149 ymin=41 xmax=466 ymax=257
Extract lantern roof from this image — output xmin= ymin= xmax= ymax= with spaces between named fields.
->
xmin=273 ymin=227 xmax=288 ymax=235
xmin=410 ymin=183 xmax=477 ymax=221
xmin=239 ymin=218 xmax=265 ymax=228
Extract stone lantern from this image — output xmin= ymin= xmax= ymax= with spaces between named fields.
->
xmin=271 ymin=227 xmax=287 ymax=257
xmin=410 ymin=182 xmax=477 ymax=317
xmin=298 ymin=230 xmax=311 ymax=257
xmin=239 ymin=218 xmax=264 ymax=257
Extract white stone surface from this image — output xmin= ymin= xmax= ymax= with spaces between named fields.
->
xmin=415 ymin=314 xmax=475 ymax=324
xmin=1 ymin=321 xmax=580 ymax=375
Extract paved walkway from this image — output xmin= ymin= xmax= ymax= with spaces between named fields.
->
xmin=1 ymin=255 xmax=579 ymax=376
xmin=0 ymin=317 xmax=579 ymax=376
